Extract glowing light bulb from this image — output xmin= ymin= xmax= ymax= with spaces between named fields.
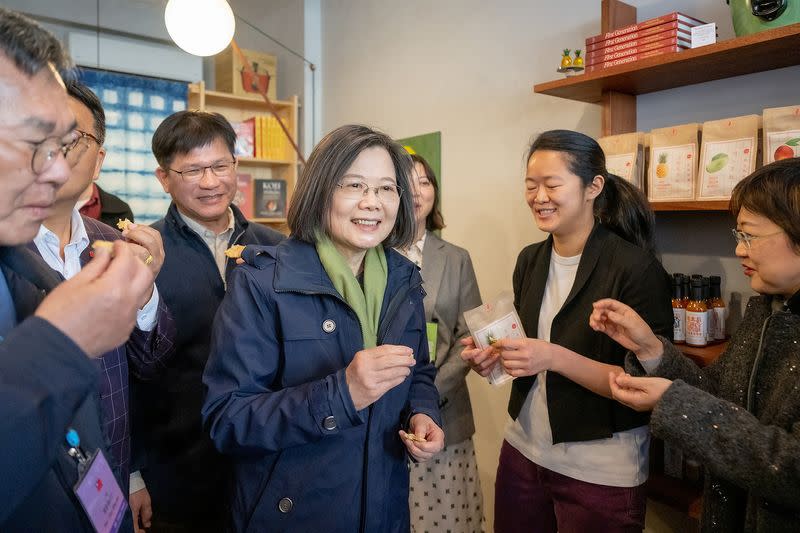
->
xmin=165 ymin=0 xmax=235 ymax=57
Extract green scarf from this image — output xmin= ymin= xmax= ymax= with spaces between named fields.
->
xmin=316 ymin=235 xmax=388 ymax=348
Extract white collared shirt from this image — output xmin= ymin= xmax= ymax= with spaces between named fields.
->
xmin=178 ymin=208 xmax=235 ymax=282
xmin=33 ymin=208 xmax=160 ymax=331
xmin=398 ymin=231 xmax=427 ymax=268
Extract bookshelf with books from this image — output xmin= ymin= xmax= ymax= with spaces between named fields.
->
xmin=188 ymin=81 xmax=298 ymax=230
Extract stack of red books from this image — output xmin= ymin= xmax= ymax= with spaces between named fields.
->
xmin=585 ymin=12 xmax=706 ymax=73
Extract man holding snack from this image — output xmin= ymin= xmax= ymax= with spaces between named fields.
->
xmin=30 ymin=80 xmax=176 ymax=505
xmin=0 ymin=7 xmax=154 ymax=531
xmin=129 ymin=110 xmax=283 ymax=532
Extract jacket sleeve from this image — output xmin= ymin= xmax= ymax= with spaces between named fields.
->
xmin=625 ymin=337 xmax=723 ymax=397
xmin=403 ymin=289 xmax=442 ymax=429
xmin=126 ymin=296 xmax=177 ymax=380
xmin=651 ymin=379 xmax=800 ymax=510
xmin=202 ymin=267 xmax=366 ymax=456
xmin=0 ymin=317 xmax=97 ymax=522
xmin=434 ymin=249 xmax=481 ymax=401
xmin=620 ymin=256 xmax=673 ymax=342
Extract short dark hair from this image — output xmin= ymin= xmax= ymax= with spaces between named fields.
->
xmin=151 ymin=110 xmax=236 ymax=169
xmin=410 ymin=153 xmax=445 ymax=231
xmin=527 ymin=129 xmax=655 ymax=254
xmin=730 ymin=158 xmax=800 ymax=252
xmin=288 ymin=124 xmax=416 ymax=249
xmin=66 ymin=80 xmax=105 ymax=144
xmin=0 ymin=7 xmax=73 ymax=80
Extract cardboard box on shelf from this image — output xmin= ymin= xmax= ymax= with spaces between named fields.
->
xmin=215 ymin=46 xmax=277 ymax=101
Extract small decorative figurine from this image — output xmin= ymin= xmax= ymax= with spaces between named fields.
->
xmin=557 ymin=48 xmax=584 ymax=76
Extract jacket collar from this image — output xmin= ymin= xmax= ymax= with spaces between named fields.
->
xmin=527 ymin=222 xmax=612 ymax=333
xmin=271 ymin=237 xmax=418 ymax=295
xmin=0 ymin=245 xmax=64 ymax=320
xmin=165 ymin=201 xmax=251 ymax=238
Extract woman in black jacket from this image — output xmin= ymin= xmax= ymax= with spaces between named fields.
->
xmin=463 ymin=130 xmax=672 ymax=533
xmin=592 ymin=159 xmax=800 ymax=532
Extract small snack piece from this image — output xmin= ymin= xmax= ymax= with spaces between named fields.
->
xmin=224 ymin=244 xmax=246 ymax=259
xmin=91 ymin=240 xmax=114 ymax=255
xmin=116 ymin=218 xmax=133 ymax=231
xmin=404 ymin=433 xmax=427 ymax=443
xmin=487 ymin=333 xmax=498 ymax=346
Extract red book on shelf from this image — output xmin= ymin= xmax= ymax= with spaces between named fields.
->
xmin=585 ymin=44 xmax=689 ymax=73
xmin=586 ymin=35 xmax=692 ymax=66
xmin=585 ymin=12 xmax=705 ymax=46
xmin=233 ymin=118 xmax=255 ymax=158
xmin=234 ymin=173 xmax=254 ymax=219
xmin=586 ymin=22 xmax=693 ymax=53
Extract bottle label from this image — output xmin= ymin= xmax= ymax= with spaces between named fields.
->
xmin=686 ymin=311 xmax=707 ymax=346
xmin=713 ymin=307 xmax=726 ymax=340
xmin=706 ymin=309 xmax=714 ymax=341
xmin=673 ymin=308 xmax=686 ymax=342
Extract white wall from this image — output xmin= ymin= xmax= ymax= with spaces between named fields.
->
xmin=322 ymin=0 xmax=602 ymax=528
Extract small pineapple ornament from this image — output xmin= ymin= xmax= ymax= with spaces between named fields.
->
xmin=560 ymin=49 xmax=572 ymax=69
xmin=573 ymin=49 xmax=584 ymax=68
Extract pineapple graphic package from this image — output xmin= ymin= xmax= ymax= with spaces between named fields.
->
xmin=648 ymin=123 xmax=699 ymax=201
xmin=463 ymin=292 xmax=526 ymax=386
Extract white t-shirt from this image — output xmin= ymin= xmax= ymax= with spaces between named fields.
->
xmin=504 ymin=250 xmax=649 ymax=487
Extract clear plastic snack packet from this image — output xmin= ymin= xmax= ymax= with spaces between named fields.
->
xmin=463 ymin=291 xmax=526 ymax=386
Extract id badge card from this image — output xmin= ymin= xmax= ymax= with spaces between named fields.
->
xmin=426 ymin=322 xmax=438 ymax=363
xmin=73 ymin=449 xmax=127 ymax=533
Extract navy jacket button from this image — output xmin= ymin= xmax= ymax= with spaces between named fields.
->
xmin=322 ymin=319 xmax=336 ymax=333
xmin=278 ymin=497 xmax=293 ymax=513
xmin=322 ymin=416 xmax=337 ymax=431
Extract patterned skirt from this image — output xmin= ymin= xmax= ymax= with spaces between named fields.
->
xmin=409 ymin=437 xmax=485 ymax=533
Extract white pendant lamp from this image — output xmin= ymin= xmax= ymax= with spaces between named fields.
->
xmin=164 ymin=0 xmax=235 ymax=56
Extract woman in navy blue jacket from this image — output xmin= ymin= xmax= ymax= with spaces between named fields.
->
xmin=202 ymin=124 xmax=444 ymax=533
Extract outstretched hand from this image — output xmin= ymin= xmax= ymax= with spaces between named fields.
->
xmin=589 ymin=299 xmax=663 ymax=360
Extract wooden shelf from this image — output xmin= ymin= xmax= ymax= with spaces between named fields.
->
xmin=238 ymin=156 xmax=293 ymax=167
xmin=650 ymin=200 xmax=729 ymax=212
xmin=188 ymin=83 xmax=294 ymax=109
xmin=534 ymin=23 xmax=800 ymax=104
xmin=678 ymin=340 xmax=727 ymax=367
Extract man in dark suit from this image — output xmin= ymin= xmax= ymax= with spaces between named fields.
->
xmin=0 ymin=7 xmax=154 ymax=531
xmin=30 ymin=80 xmax=177 ymax=505
xmin=129 ymin=110 xmax=285 ymax=532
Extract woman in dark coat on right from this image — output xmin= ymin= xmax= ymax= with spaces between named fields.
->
xmin=591 ymin=159 xmax=800 ymax=532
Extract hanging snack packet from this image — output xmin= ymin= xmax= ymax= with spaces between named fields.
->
xmin=463 ymin=291 xmax=526 ymax=386
xmin=597 ymin=132 xmax=646 ymax=190
xmin=697 ymin=114 xmax=760 ymax=200
xmin=763 ymin=104 xmax=800 ymax=164
xmin=648 ymin=123 xmax=700 ymax=202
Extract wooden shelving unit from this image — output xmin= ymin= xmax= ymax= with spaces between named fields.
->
xmin=680 ymin=340 xmax=727 ymax=368
xmin=533 ymin=23 xmax=800 ymax=104
xmin=188 ymin=81 xmax=298 ymax=232
xmin=650 ymin=200 xmax=729 ymax=212
xmin=533 ymin=1 xmax=800 ymax=214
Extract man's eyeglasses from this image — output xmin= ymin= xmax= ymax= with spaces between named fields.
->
xmin=731 ymin=228 xmax=783 ymax=250
xmin=28 ymin=131 xmax=80 ymax=174
xmin=335 ymin=179 xmax=403 ymax=201
xmin=64 ymin=130 xmax=102 ymax=167
xmin=168 ymin=160 xmax=236 ymax=182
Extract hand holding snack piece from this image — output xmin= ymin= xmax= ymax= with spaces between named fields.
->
xmin=400 ymin=413 xmax=444 ymax=462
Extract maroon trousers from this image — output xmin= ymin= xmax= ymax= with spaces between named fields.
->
xmin=494 ymin=440 xmax=647 ymax=533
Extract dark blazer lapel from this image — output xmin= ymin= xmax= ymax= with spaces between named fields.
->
xmin=0 ymin=245 xmax=64 ymax=320
xmin=420 ymin=232 xmax=446 ymax=322
xmin=559 ymin=223 xmax=605 ymax=313
xmin=521 ymin=237 xmax=552 ymax=338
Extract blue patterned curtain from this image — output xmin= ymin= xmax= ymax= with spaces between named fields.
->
xmin=79 ymin=68 xmax=187 ymax=224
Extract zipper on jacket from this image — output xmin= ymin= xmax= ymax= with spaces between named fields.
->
xmin=746 ymin=311 xmax=778 ymax=412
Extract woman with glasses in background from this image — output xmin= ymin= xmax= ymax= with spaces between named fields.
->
xmin=202 ymin=124 xmax=444 ymax=532
xmin=591 ymin=158 xmax=800 ymax=532
xmin=399 ymin=153 xmax=485 ymax=532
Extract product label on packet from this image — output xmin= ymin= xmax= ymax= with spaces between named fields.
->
xmin=605 ymin=153 xmax=636 ymax=183
xmin=473 ymin=312 xmax=523 ymax=385
xmin=698 ymin=137 xmax=755 ymax=199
